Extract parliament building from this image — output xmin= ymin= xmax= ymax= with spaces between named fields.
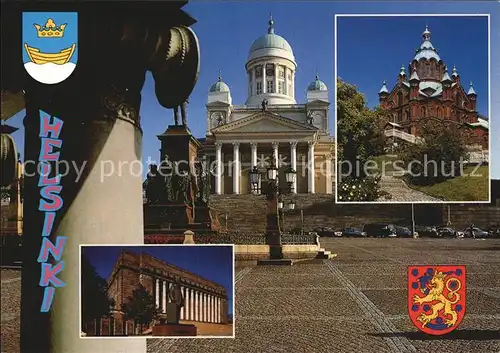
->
xmin=84 ymin=250 xmax=229 ymax=336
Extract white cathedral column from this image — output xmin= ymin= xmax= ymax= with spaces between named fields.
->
xmin=326 ymin=155 xmax=333 ymax=194
xmin=162 ymin=281 xmax=167 ymax=313
xmin=262 ymin=63 xmax=267 ymax=93
xmin=272 ymin=142 xmax=279 ymax=166
xmin=308 ymin=141 xmax=315 ymax=193
xmin=232 ymin=142 xmax=240 ymax=194
xmin=250 ymin=143 xmax=258 ymax=167
xmin=155 ymin=279 xmax=160 ymax=308
xmin=290 ymin=141 xmax=297 ymax=193
xmin=215 ymin=142 xmax=222 ymax=195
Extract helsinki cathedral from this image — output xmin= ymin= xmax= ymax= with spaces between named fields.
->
xmin=200 ymin=15 xmax=335 ymax=195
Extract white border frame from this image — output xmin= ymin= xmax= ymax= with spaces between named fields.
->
xmin=334 ymin=13 xmax=492 ymax=205
xmin=78 ymin=243 xmax=236 ymax=339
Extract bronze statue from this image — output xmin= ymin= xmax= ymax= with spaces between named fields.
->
xmin=160 ymin=155 xmax=175 ymax=203
xmin=144 ymin=164 xmax=163 ymax=204
xmin=306 ymin=111 xmax=314 ymax=125
xmin=261 ymin=98 xmax=268 ymax=112
xmin=167 ymin=278 xmax=185 ymax=323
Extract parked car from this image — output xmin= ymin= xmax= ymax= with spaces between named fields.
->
xmin=342 ymin=227 xmax=366 ymax=237
xmin=314 ymin=227 xmax=336 ymax=237
xmin=463 ymin=227 xmax=489 ymax=238
xmin=363 ymin=223 xmax=397 ymax=238
xmin=395 ymin=226 xmax=413 ymax=238
xmin=487 ymin=227 xmax=500 ymax=238
xmin=437 ymin=227 xmax=459 ymax=238
xmin=415 ymin=225 xmax=439 ymax=238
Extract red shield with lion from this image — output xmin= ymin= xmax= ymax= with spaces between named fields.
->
xmin=408 ymin=265 xmax=466 ymax=335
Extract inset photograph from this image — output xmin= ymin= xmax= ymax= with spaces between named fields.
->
xmin=336 ymin=15 xmax=490 ymax=203
xmin=80 ymin=245 xmax=234 ymax=338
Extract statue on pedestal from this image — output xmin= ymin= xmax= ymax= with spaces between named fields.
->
xmin=167 ymin=277 xmax=185 ymax=324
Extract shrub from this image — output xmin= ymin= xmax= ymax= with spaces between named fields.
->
xmin=337 ymin=175 xmax=387 ymax=202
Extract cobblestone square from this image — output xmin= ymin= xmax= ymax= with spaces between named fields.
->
xmin=2 ymin=238 xmax=500 ymax=353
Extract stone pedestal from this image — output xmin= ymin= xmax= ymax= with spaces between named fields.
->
xmin=157 ymin=125 xmax=200 ymax=172
xmin=152 ymin=323 xmax=197 ymax=337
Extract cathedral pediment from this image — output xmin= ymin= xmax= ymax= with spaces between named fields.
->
xmin=211 ymin=112 xmax=318 ymax=135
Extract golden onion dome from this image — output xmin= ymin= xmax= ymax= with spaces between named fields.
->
xmin=1 ymin=133 xmax=18 ymax=187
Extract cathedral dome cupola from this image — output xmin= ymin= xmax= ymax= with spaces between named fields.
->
xmin=399 ymin=65 xmax=406 ymax=77
xmin=247 ymin=14 xmax=296 ymax=64
xmin=379 ymin=80 xmax=389 ymax=95
xmin=308 ymin=72 xmax=328 ymax=91
xmin=209 ymin=71 xmax=230 ymax=93
xmin=467 ymin=81 xmax=477 ymax=96
xmin=452 ymin=65 xmax=459 ymax=78
xmin=413 ymin=25 xmax=441 ymax=62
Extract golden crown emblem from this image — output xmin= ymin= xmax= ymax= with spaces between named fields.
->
xmin=34 ymin=19 xmax=67 ymax=38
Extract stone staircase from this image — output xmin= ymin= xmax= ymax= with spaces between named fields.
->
xmin=209 ymin=194 xmax=445 ymax=232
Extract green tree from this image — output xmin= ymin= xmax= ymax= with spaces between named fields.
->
xmin=121 ymin=284 xmax=159 ymax=335
xmin=400 ymin=120 xmax=469 ymax=186
xmin=337 ymin=78 xmax=385 ymax=177
xmin=81 ymin=253 xmax=115 ymax=332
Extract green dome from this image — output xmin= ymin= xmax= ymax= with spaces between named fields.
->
xmin=209 ymin=79 xmax=230 ymax=93
xmin=308 ymin=75 xmax=328 ymax=91
xmin=249 ymin=33 xmax=293 ymax=54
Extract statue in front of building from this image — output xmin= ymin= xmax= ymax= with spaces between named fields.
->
xmin=144 ymin=164 xmax=163 ymax=204
xmin=167 ymin=277 xmax=185 ymax=324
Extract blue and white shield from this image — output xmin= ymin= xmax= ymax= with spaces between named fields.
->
xmin=22 ymin=12 xmax=78 ymax=84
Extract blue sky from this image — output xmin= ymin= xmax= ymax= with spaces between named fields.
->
xmin=82 ymin=245 xmax=234 ymax=314
xmin=5 ymin=2 xmax=499 ymax=178
xmin=22 ymin=12 xmax=78 ymax=64
xmin=337 ymin=15 xmax=488 ymax=116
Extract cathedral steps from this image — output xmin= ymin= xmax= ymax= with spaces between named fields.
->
xmin=209 ymin=194 xmax=445 ymax=234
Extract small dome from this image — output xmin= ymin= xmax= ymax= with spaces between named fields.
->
xmin=247 ymin=15 xmax=295 ymax=63
xmin=308 ymin=73 xmax=328 ymax=91
xmin=441 ymin=66 xmax=452 ymax=83
xmin=413 ymin=26 xmax=441 ymax=62
xmin=209 ymin=72 xmax=230 ymax=93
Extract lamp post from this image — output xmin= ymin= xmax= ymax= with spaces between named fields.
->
xmin=249 ymin=153 xmax=297 ymax=260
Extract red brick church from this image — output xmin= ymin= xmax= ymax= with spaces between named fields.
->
xmin=378 ymin=26 xmax=489 ymax=148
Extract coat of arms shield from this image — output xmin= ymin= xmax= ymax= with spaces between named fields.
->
xmin=22 ymin=12 xmax=78 ymax=84
xmin=408 ymin=265 xmax=466 ymax=335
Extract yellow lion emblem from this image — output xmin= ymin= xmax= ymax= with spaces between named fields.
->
xmin=412 ymin=269 xmax=461 ymax=328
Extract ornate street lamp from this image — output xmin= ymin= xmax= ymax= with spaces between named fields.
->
xmin=284 ymin=165 xmax=296 ymax=194
xmin=287 ymin=199 xmax=296 ymax=211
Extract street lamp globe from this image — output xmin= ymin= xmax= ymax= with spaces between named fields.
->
xmin=284 ymin=165 xmax=296 ymax=184
xmin=288 ymin=199 xmax=296 ymax=211
xmin=277 ymin=196 xmax=284 ymax=210
xmin=267 ymin=159 xmax=278 ymax=181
